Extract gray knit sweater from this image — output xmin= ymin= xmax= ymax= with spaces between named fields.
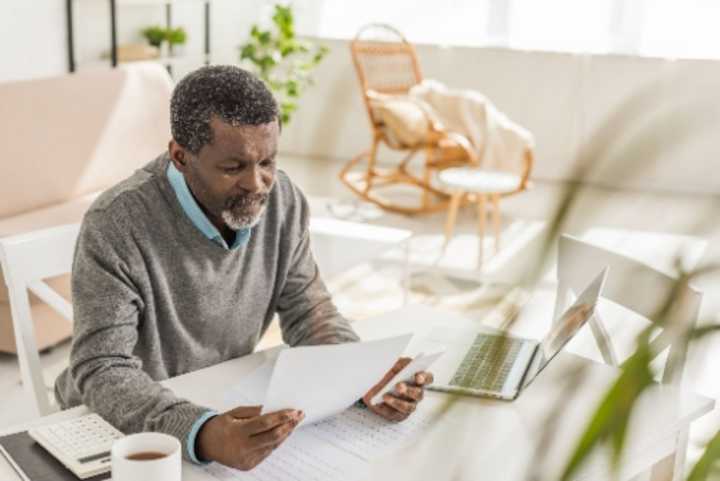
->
xmin=54 ymin=154 xmax=359 ymax=460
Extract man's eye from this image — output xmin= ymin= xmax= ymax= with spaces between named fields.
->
xmin=260 ymin=159 xmax=275 ymax=168
xmin=223 ymin=166 xmax=241 ymax=173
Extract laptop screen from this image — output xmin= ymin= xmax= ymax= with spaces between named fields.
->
xmin=539 ymin=302 xmax=594 ymax=361
xmin=521 ymin=268 xmax=607 ymax=388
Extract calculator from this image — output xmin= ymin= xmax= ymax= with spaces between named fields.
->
xmin=28 ymin=413 xmax=124 ymax=479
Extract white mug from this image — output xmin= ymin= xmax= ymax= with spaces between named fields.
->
xmin=111 ymin=432 xmax=181 ymax=481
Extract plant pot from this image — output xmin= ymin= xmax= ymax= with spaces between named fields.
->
xmin=169 ymin=44 xmax=186 ymax=58
xmin=159 ymin=42 xmax=170 ymax=59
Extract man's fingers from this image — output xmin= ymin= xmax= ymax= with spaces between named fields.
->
xmin=414 ymin=371 xmax=434 ymax=385
xmin=241 ymin=409 xmax=302 ymax=435
xmin=371 ymin=403 xmax=408 ymax=422
xmin=254 ymin=447 xmax=275 ymax=461
xmin=226 ymin=405 xmax=262 ymax=419
xmin=250 ymin=418 xmax=299 ymax=448
xmin=383 ymin=393 xmax=416 ymax=415
xmin=240 ymin=447 xmax=275 ymax=471
xmin=395 ymin=383 xmax=424 ymax=402
xmin=392 ymin=357 xmax=413 ymax=374
xmin=363 ymin=357 xmax=414 ymax=405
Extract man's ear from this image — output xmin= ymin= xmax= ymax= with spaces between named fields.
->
xmin=168 ymin=139 xmax=189 ymax=173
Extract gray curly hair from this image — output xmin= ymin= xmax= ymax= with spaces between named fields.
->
xmin=170 ymin=65 xmax=279 ymax=154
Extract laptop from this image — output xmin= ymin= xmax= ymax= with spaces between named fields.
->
xmin=427 ymin=268 xmax=608 ymax=401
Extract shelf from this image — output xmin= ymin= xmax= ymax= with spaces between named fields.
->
xmin=76 ymin=53 xmax=207 ymax=70
xmin=116 ymin=0 xmax=233 ymax=5
xmin=75 ymin=48 xmax=239 ymax=73
xmin=67 ymin=0 xmax=213 ymax=73
xmin=71 ymin=0 xmax=214 ymax=5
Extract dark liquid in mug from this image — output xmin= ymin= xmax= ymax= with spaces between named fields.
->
xmin=125 ymin=451 xmax=168 ymax=461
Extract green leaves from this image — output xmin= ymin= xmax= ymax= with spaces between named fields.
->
xmin=272 ymin=5 xmax=294 ymax=38
xmin=559 ymin=312 xmax=720 ymax=481
xmin=166 ymin=27 xmax=187 ymax=46
xmin=560 ymin=344 xmax=654 ymax=481
xmin=687 ymin=430 xmax=720 ymax=481
xmin=684 ymin=325 xmax=720 ymax=481
xmin=238 ymin=4 xmax=328 ymax=124
xmin=141 ymin=25 xmax=187 ymax=48
xmin=285 ymin=79 xmax=299 ymax=98
xmin=141 ymin=25 xmax=166 ymax=48
xmin=240 ymin=44 xmax=256 ymax=61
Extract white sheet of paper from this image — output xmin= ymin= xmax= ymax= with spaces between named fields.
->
xmin=369 ymin=349 xmax=445 ymax=405
xmin=200 ymin=404 xmax=437 ymax=481
xmin=222 ymin=358 xmax=276 ymax=408
xmin=262 ymin=334 xmax=412 ymax=425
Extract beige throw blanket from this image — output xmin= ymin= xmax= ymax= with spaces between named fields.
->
xmin=409 ymin=79 xmax=534 ymax=172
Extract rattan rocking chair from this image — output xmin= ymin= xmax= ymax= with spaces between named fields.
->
xmin=340 ymin=24 xmax=478 ymax=215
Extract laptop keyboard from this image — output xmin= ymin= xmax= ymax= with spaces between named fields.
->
xmin=450 ymin=334 xmax=525 ymax=392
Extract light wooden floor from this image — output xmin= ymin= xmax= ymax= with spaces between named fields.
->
xmin=2 ymin=154 xmax=719 ymax=472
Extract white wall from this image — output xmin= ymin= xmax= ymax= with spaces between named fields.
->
xmin=0 ymin=0 xmax=67 ymax=83
xmin=279 ymin=38 xmax=720 ymax=194
xmin=2 ymin=4 xmax=719 ymax=194
xmin=0 ymin=0 xmax=265 ymax=83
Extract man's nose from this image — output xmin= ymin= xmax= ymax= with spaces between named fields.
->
xmin=237 ymin=166 xmax=263 ymax=193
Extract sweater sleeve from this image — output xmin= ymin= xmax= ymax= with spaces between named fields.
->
xmin=276 ymin=189 xmax=360 ymax=346
xmin=68 ymin=209 xmax=210 ymax=462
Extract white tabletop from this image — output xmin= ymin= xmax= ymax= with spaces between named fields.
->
xmin=0 ymin=305 xmax=713 ymax=481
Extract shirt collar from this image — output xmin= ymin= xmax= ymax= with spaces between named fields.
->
xmin=166 ymin=161 xmax=251 ymax=250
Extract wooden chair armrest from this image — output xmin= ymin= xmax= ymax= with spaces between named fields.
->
xmin=443 ymin=132 xmax=479 ymax=165
xmin=519 ymin=148 xmax=534 ymax=190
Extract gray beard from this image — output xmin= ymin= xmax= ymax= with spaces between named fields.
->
xmin=221 ymin=204 xmax=267 ymax=230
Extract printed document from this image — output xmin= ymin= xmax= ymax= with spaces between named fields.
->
xmin=210 ymin=335 xmax=439 ymax=480
xmin=205 ymin=399 xmax=436 ymax=481
xmin=230 ymin=334 xmax=413 ymax=425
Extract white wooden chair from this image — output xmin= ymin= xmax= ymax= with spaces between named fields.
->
xmin=554 ymin=234 xmax=702 ymax=481
xmin=0 ymin=223 xmax=80 ymax=416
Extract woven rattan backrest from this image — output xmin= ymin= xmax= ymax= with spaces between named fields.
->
xmin=350 ymin=24 xmax=423 ymax=127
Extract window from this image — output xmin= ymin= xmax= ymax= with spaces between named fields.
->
xmin=302 ymin=0 xmax=492 ymax=47
xmin=640 ymin=0 xmax=720 ymax=60
xmin=294 ymin=0 xmax=720 ymax=61
xmin=507 ymin=0 xmax=616 ymax=54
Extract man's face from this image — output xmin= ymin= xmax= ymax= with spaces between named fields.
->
xmin=171 ymin=117 xmax=278 ymax=231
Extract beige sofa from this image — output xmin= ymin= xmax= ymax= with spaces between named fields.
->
xmin=0 ymin=63 xmax=173 ymax=353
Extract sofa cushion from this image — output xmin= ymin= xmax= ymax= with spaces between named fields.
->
xmin=367 ymin=90 xmax=436 ymax=148
xmin=0 ymin=63 xmax=172 ymax=219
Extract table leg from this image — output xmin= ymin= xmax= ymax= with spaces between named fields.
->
xmin=444 ymin=192 xmax=463 ymax=251
xmin=477 ymin=194 xmax=487 ymax=269
xmin=491 ymin=193 xmax=501 ymax=253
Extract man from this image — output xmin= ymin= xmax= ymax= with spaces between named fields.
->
xmin=55 ymin=65 xmax=433 ymax=470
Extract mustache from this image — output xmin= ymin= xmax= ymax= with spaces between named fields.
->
xmin=225 ymin=192 xmax=269 ymax=209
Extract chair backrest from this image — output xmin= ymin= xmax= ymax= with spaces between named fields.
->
xmin=553 ymin=234 xmax=702 ymax=386
xmin=0 ymin=223 xmax=81 ymax=415
xmin=350 ymin=23 xmax=423 ymax=129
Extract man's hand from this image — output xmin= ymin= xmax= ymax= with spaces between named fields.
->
xmin=196 ymin=405 xmax=304 ymax=470
xmin=362 ymin=357 xmax=434 ymax=422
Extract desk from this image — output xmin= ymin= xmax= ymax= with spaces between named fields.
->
xmin=0 ymin=305 xmax=713 ymax=481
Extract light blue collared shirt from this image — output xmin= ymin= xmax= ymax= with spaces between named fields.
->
xmin=166 ymin=161 xmax=249 ymax=463
xmin=166 ymin=161 xmax=251 ymax=250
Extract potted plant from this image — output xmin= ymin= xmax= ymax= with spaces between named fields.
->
xmin=238 ymin=4 xmax=329 ymax=124
xmin=141 ymin=25 xmax=167 ymax=57
xmin=141 ymin=25 xmax=166 ymax=49
xmin=166 ymin=27 xmax=188 ymax=56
